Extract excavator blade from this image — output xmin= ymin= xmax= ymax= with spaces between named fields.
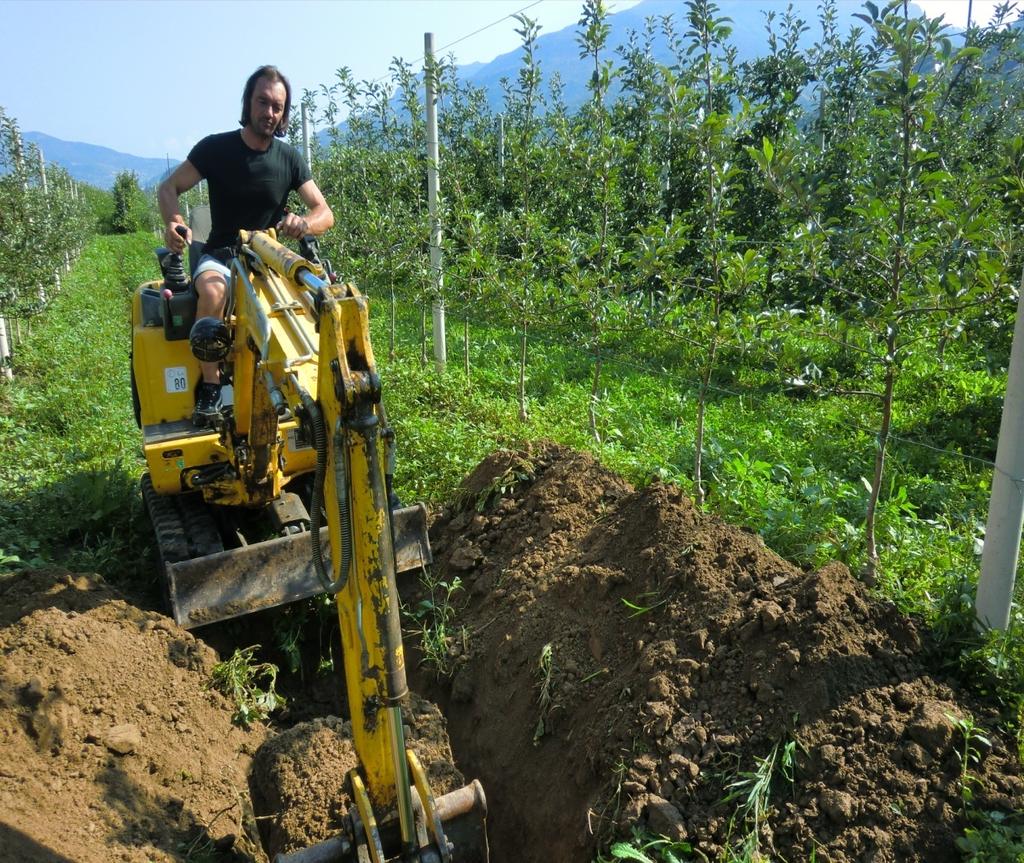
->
xmin=165 ymin=504 xmax=431 ymax=629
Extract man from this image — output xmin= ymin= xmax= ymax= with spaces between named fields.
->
xmin=158 ymin=65 xmax=334 ymax=426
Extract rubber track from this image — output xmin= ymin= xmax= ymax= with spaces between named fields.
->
xmin=179 ymin=496 xmax=224 ymax=558
xmin=141 ymin=474 xmax=223 ymax=564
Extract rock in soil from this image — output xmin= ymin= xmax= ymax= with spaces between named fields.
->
xmin=414 ymin=441 xmax=1024 ymax=863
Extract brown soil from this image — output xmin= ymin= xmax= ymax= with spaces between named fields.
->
xmin=2 ymin=442 xmax=1021 ymax=863
xmin=417 ymin=441 xmax=1024 ymax=863
xmin=0 ymin=569 xmax=267 ymax=863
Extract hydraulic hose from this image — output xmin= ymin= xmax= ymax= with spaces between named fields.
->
xmin=331 ymin=424 xmax=354 ymax=594
xmin=297 ymin=385 xmax=350 ymax=595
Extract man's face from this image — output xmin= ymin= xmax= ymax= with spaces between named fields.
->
xmin=249 ymin=77 xmax=287 ymax=139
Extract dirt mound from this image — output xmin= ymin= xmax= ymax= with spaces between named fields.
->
xmin=0 ymin=569 xmax=267 ymax=863
xmin=421 ymin=442 xmax=1024 ymax=863
xmin=251 ymin=695 xmax=465 ymax=858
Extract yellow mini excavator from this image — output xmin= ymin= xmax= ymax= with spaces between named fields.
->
xmin=131 ymin=228 xmax=487 ymax=862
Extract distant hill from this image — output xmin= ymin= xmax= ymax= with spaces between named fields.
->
xmin=28 ymin=0 xmax=972 ymax=184
xmin=323 ymin=0 xmax=940 ymax=143
xmin=22 ymin=132 xmax=169 ymax=190
xmin=460 ymin=0 xmax=875 ymax=113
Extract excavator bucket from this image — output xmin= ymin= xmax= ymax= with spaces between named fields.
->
xmin=273 ymin=778 xmax=489 ymax=863
xmin=154 ymin=498 xmax=431 ymax=629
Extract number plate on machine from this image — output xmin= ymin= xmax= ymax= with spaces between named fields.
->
xmin=164 ymin=366 xmax=189 ymax=393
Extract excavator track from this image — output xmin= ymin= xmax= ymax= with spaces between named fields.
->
xmin=141 ymin=474 xmax=224 ymax=613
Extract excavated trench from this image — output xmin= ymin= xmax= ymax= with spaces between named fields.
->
xmin=1 ymin=442 xmax=1022 ymax=863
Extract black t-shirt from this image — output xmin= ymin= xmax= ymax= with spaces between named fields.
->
xmin=188 ymin=130 xmax=311 ymax=249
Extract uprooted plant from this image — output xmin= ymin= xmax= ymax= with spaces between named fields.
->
xmin=533 ymin=641 xmax=556 ymax=744
xmin=208 ymin=644 xmax=286 ymax=727
xmin=720 ymin=734 xmax=801 ymax=859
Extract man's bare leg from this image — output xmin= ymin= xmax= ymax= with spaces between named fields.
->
xmin=192 ymin=269 xmax=228 ymax=426
xmin=195 ymin=270 xmax=227 ymax=384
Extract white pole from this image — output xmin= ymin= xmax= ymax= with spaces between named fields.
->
xmin=424 ymin=32 xmax=446 ymax=373
xmin=37 ymin=148 xmax=49 ymax=305
xmin=0 ymin=317 xmax=12 ymax=380
xmin=38 ymin=148 xmax=48 ymax=197
xmin=13 ymin=130 xmax=27 ymax=191
xmin=301 ymin=103 xmax=313 ymax=175
xmin=978 ymin=262 xmax=1024 ymax=630
xmin=498 ymin=114 xmax=505 ymax=183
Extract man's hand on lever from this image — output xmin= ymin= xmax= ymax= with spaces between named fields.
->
xmin=165 ymin=220 xmax=192 ymax=253
xmin=276 ymin=211 xmax=310 ymax=239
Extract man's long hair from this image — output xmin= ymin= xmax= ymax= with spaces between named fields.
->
xmin=239 ymin=65 xmax=291 ymax=138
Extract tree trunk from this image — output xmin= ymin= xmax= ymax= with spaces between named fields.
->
xmin=589 ymin=344 xmax=603 ymax=444
xmin=518 ymin=324 xmax=528 ymax=423
xmin=389 ymin=276 xmax=396 ymax=362
xmin=863 ymin=360 xmax=896 ymax=586
xmin=420 ymin=306 xmax=427 ymax=368
xmin=864 ymin=75 xmax=911 ymax=585
xmin=694 ymin=377 xmax=709 ymax=507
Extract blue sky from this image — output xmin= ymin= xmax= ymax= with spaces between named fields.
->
xmin=0 ymin=0 xmax=634 ymax=159
xmin=0 ymin=0 xmax=999 ymax=160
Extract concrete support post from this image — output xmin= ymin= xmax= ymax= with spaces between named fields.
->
xmin=497 ymin=114 xmax=505 ymax=183
xmin=38 ymin=149 xmax=48 ymax=197
xmin=424 ymin=32 xmax=446 ymax=373
xmin=302 ymin=103 xmax=313 ymax=175
xmin=0 ymin=317 xmax=12 ymax=380
xmin=978 ymin=262 xmax=1024 ymax=630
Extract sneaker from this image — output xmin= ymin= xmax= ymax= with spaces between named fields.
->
xmin=193 ymin=382 xmax=222 ymax=427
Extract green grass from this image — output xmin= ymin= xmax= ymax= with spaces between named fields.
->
xmin=2 ymin=232 xmax=1019 ymax=755
xmin=376 ymin=302 xmax=1002 ymax=608
xmin=0 ymin=232 xmax=157 ymax=581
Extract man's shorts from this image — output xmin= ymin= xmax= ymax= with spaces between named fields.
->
xmin=194 ymin=254 xmax=231 ymax=281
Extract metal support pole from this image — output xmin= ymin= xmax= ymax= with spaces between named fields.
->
xmin=38 ymin=149 xmax=48 ymax=197
xmin=498 ymin=114 xmax=505 ymax=183
xmin=978 ymin=261 xmax=1024 ymax=630
xmin=13 ymin=130 xmax=27 ymax=191
xmin=424 ymin=32 xmax=446 ymax=373
xmin=0 ymin=317 xmax=12 ymax=380
xmin=302 ymin=103 xmax=313 ymax=175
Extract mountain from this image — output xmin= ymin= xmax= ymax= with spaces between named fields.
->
xmin=462 ymin=0 xmax=875 ymax=112
xmin=332 ymin=0 xmax=944 ymax=135
xmin=22 ymin=132 xmax=170 ymax=190
xmin=29 ymin=0 xmax=966 ymax=183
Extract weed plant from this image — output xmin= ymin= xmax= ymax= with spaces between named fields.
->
xmin=956 ymin=810 xmax=1024 ymax=862
xmin=600 ymin=826 xmax=696 ymax=863
xmin=406 ymin=569 xmax=465 ymax=677
xmin=948 ymin=712 xmax=993 ymax=812
xmin=720 ymin=738 xmax=799 ymax=859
